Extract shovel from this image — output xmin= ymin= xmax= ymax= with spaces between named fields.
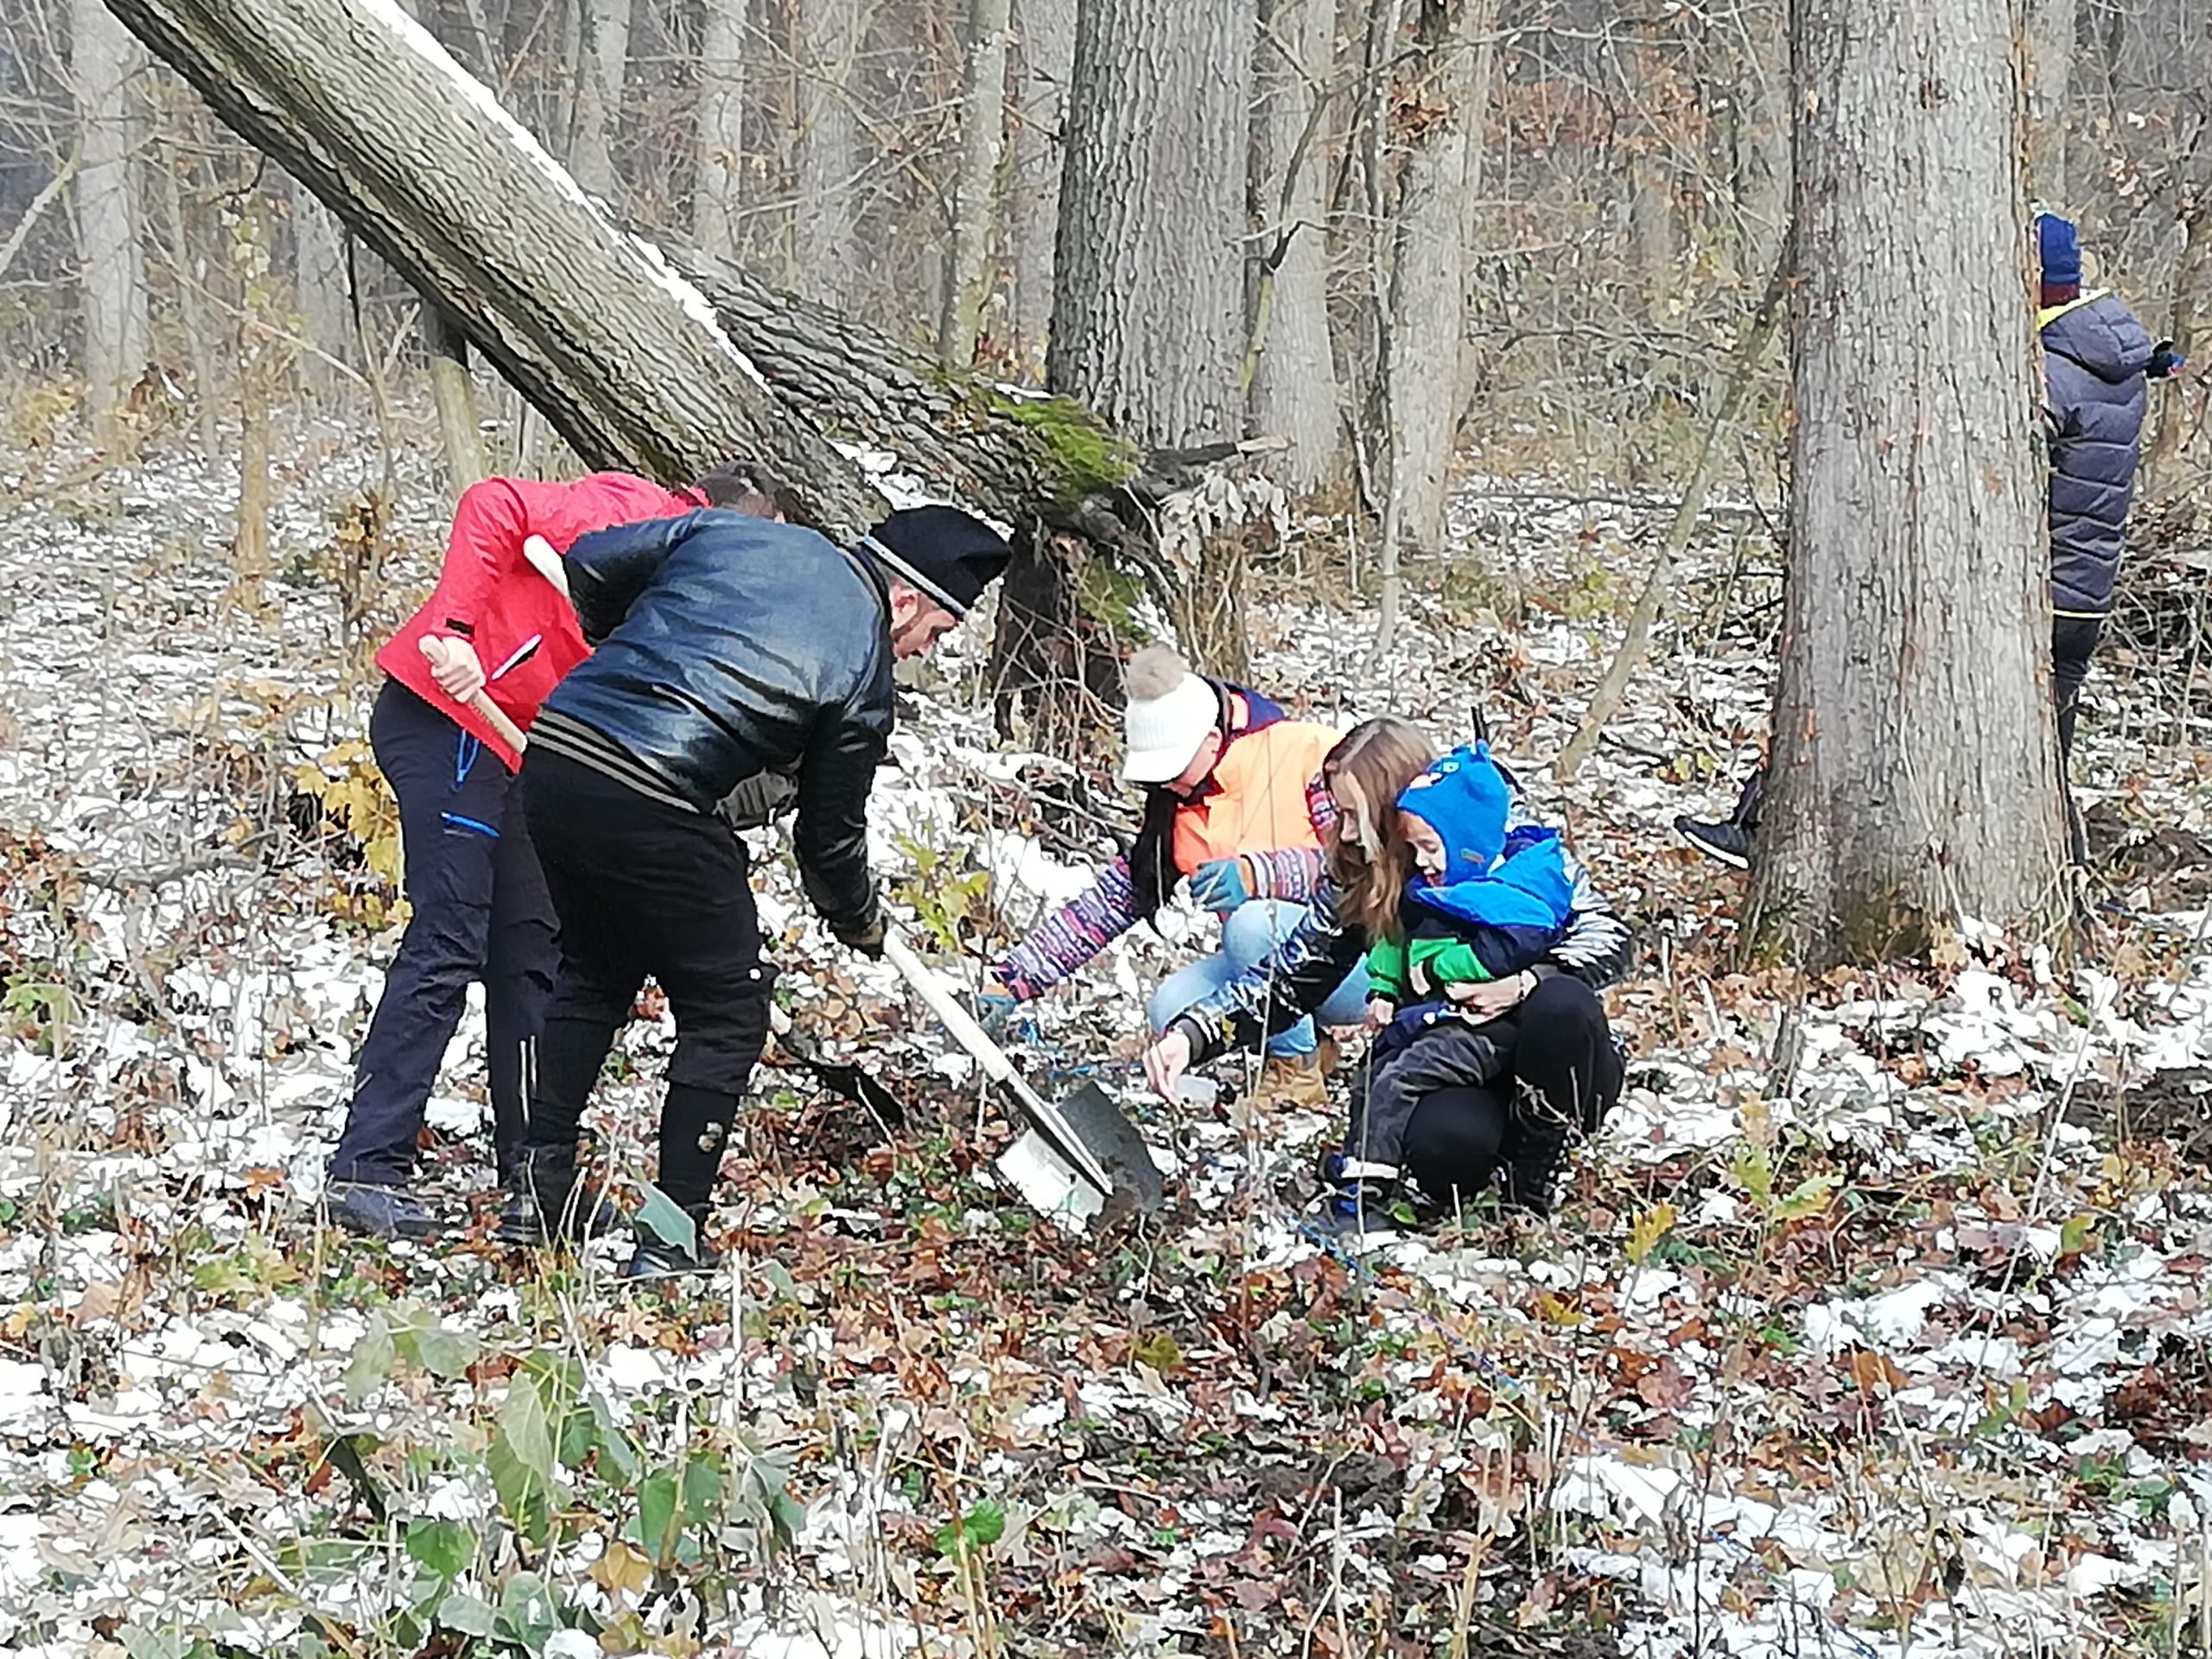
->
xmin=765 ymin=1001 xmax=906 ymax=1131
xmin=880 ymin=931 xmax=1165 ymax=1225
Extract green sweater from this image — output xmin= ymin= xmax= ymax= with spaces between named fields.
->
xmin=1363 ymin=931 xmax=1498 ymax=1003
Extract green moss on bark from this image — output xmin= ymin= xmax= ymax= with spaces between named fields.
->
xmin=989 ymin=394 xmax=1137 ymax=505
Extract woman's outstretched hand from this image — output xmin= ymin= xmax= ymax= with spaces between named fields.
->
xmin=1142 ymin=1029 xmax=1193 ymax=1102
xmin=1446 ymin=969 xmax=1537 ymax=1019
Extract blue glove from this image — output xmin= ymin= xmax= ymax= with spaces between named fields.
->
xmin=975 ymin=992 xmax=1022 ymax=1040
xmin=2150 ymin=340 xmax=2186 ymax=380
xmin=1187 ymin=856 xmax=1255 ymax=913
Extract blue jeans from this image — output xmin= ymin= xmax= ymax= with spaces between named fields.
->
xmin=1146 ymin=899 xmax=1369 ymax=1058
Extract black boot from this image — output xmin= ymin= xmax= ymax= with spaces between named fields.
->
xmin=496 ymin=1147 xmax=622 ymax=1246
xmin=621 ymin=1205 xmax=719 ymax=1280
xmin=1675 ymin=767 xmax=1764 ymax=870
xmin=1498 ymin=1105 xmax=1572 ymax=1217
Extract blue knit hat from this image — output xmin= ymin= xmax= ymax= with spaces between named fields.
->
xmin=1395 ymin=743 xmax=1512 ymax=886
xmin=2037 ymin=213 xmax=2082 ymax=296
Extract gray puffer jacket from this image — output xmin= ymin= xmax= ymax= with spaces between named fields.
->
xmin=2044 ymin=292 xmax=2152 ymax=615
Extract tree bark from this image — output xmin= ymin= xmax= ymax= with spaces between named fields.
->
xmin=104 ymin=0 xmax=887 ymax=533
xmin=1049 ymin=0 xmax=1252 ymax=450
xmin=1248 ymin=0 xmax=1344 ymax=493
xmin=568 ymin=0 xmax=632 ymax=202
xmin=1375 ymin=0 xmax=1491 ymax=649
xmin=939 ymin=0 xmax=1012 ymax=370
xmin=1007 ymin=0 xmax=1073 ymax=375
xmin=693 ymin=0 xmax=748 ymax=264
xmin=792 ymin=0 xmax=868 ymax=308
xmin=1751 ymin=0 xmax=2063 ymax=965
xmin=424 ymin=302 xmax=490 ymax=496
xmin=2024 ymin=0 xmax=2074 ymax=205
xmin=73 ymin=0 xmax=150 ymax=417
xmin=291 ymin=177 xmax=353 ymax=399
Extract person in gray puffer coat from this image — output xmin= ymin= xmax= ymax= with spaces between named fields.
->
xmin=1676 ymin=213 xmax=2181 ymax=871
xmin=2037 ymin=211 xmax=2177 ymax=754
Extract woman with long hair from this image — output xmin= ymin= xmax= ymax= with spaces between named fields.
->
xmin=1142 ymin=715 xmax=1631 ymax=1228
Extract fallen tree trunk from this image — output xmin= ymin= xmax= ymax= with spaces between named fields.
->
xmin=104 ymin=0 xmax=890 ymax=532
xmin=104 ymin=0 xmax=1239 ymax=747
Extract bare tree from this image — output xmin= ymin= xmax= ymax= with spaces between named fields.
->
xmin=1049 ymin=0 xmax=1252 ymax=448
xmin=939 ymin=0 xmax=1012 ymax=368
xmin=694 ymin=0 xmax=748 ymax=264
xmin=791 ymin=0 xmax=871 ymax=307
xmin=1369 ymin=0 xmax=1493 ymax=660
xmin=1248 ymin=0 xmax=1342 ymax=492
xmin=569 ymin=0 xmax=632 ymax=201
xmin=1007 ymin=0 xmax=1073 ymax=374
xmin=69 ymin=0 xmax=149 ymax=416
xmin=291 ymin=177 xmax=352 ymax=398
xmin=1751 ymin=0 xmax=2064 ymax=963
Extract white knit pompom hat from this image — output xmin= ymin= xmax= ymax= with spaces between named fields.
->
xmin=1121 ymin=645 xmax=1219 ymax=784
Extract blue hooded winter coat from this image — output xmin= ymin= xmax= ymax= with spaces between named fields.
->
xmin=2044 ymin=291 xmax=2153 ymax=616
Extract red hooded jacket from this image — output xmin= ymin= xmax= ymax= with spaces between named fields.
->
xmin=375 ymin=473 xmax=704 ymax=771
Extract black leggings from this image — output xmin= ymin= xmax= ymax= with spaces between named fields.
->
xmin=1398 ymin=974 xmax=1623 ymax=1203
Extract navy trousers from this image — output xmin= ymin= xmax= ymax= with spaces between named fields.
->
xmin=329 ymin=680 xmax=557 ymax=1185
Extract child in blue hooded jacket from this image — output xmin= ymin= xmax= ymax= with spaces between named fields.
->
xmin=1326 ymin=744 xmax=1576 ymax=1226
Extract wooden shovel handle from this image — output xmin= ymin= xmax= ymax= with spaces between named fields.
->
xmin=418 ymin=636 xmax=529 ymax=753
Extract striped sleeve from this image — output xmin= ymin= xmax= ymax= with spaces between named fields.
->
xmin=1171 ymin=882 xmax=1368 ymax=1062
xmin=988 ymin=855 xmax=1146 ymax=1001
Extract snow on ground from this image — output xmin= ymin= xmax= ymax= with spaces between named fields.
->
xmin=1 ymin=430 xmax=2209 ymax=1656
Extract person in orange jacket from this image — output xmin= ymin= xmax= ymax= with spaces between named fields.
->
xmin=982 ymin=645 xmax=1369 ymax=1095
xmin=325 ymin=464 xmax=777 ymax=1240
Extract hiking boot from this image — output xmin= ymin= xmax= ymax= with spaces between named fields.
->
xmin=1257 ymin=1048 xmax=1332 ymax=1109
xmin=621 ymin=1207 xmax=719 ymax=1281
xmin=1675 ymin=814 xmax=1751 ymax=870
xmin=325 ymin=1180 xmax=438 ymax=1241
xmin=494 ymin=1151 xmax=623 ymax=1246
xmin=1306 ymin=1155 xmax=1408 ymax=1244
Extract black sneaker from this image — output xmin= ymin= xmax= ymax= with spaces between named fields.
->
xmin=1305 ymin=1155 xmax=1408 ymax=1244
xmin=325 ymin=1180 xmax=438 ymax=1240
xmin=621 ymin=1208 xmax=719 ymax=1280
xmin=1675 ymin=814 xmax=1751 ymax=870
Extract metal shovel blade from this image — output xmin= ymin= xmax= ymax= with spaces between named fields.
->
xmin=994 ymin=1079 xmax=1164 ymax=1228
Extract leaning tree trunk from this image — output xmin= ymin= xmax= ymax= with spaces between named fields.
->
xmin=1750 ymin=0 xmax=2064 ymax=965
xmin=103 ymin=0 xmax=885 ymax=534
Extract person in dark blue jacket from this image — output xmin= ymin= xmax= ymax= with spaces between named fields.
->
xmin=1677 ymin=213 xmax=2182 ymax=869
xmin=503 ymin=504 xmax=1009 ymax=1276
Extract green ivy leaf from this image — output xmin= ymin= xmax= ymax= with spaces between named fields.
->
xmin=403 ymin=1518 xmax=474 ymax=1581
xmin=341 ymin=1316 xmax=395 ymax=1406
xmin=934 ymin=1499 xmax=1007 ymax=1559
xmin=500 ymin=1372 xmax=555 ymax=1478
xmin=437 ymin=1591 xmax=496 ymax=1638
xmin=590 ymin=1394 xmax=641 ymax=1482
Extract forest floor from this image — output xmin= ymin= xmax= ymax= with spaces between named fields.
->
xmin=4 ymin=423 xmax=2212 ymax=1659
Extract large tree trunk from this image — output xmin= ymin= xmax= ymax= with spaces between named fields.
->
xmin=693 ymin=0 xmax=748 ymax=264
xmin=104 ymin=0 xmax=885 ymax=533
xmin=939 ymin=0 xmax=1012 ymax=369
xmin=1049 ymin=0 xmax=1252 ymax=450
xmin=73 ymin=0 xmax=150 ymax=418
xmin=1007 ymin=0 xmax=1073 ymax=376
xmin=1750 ymin=0 xmax=2063 ymax=964
xmin=1248 ymin=0 xmax=1343 ymax=493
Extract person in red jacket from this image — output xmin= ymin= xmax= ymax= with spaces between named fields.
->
xmin=325 ymin=464 xmax=777 ymax=1240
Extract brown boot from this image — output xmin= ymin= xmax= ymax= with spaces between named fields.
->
xmin=1257 ymin=1049 xmax=1332 ymax=1110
